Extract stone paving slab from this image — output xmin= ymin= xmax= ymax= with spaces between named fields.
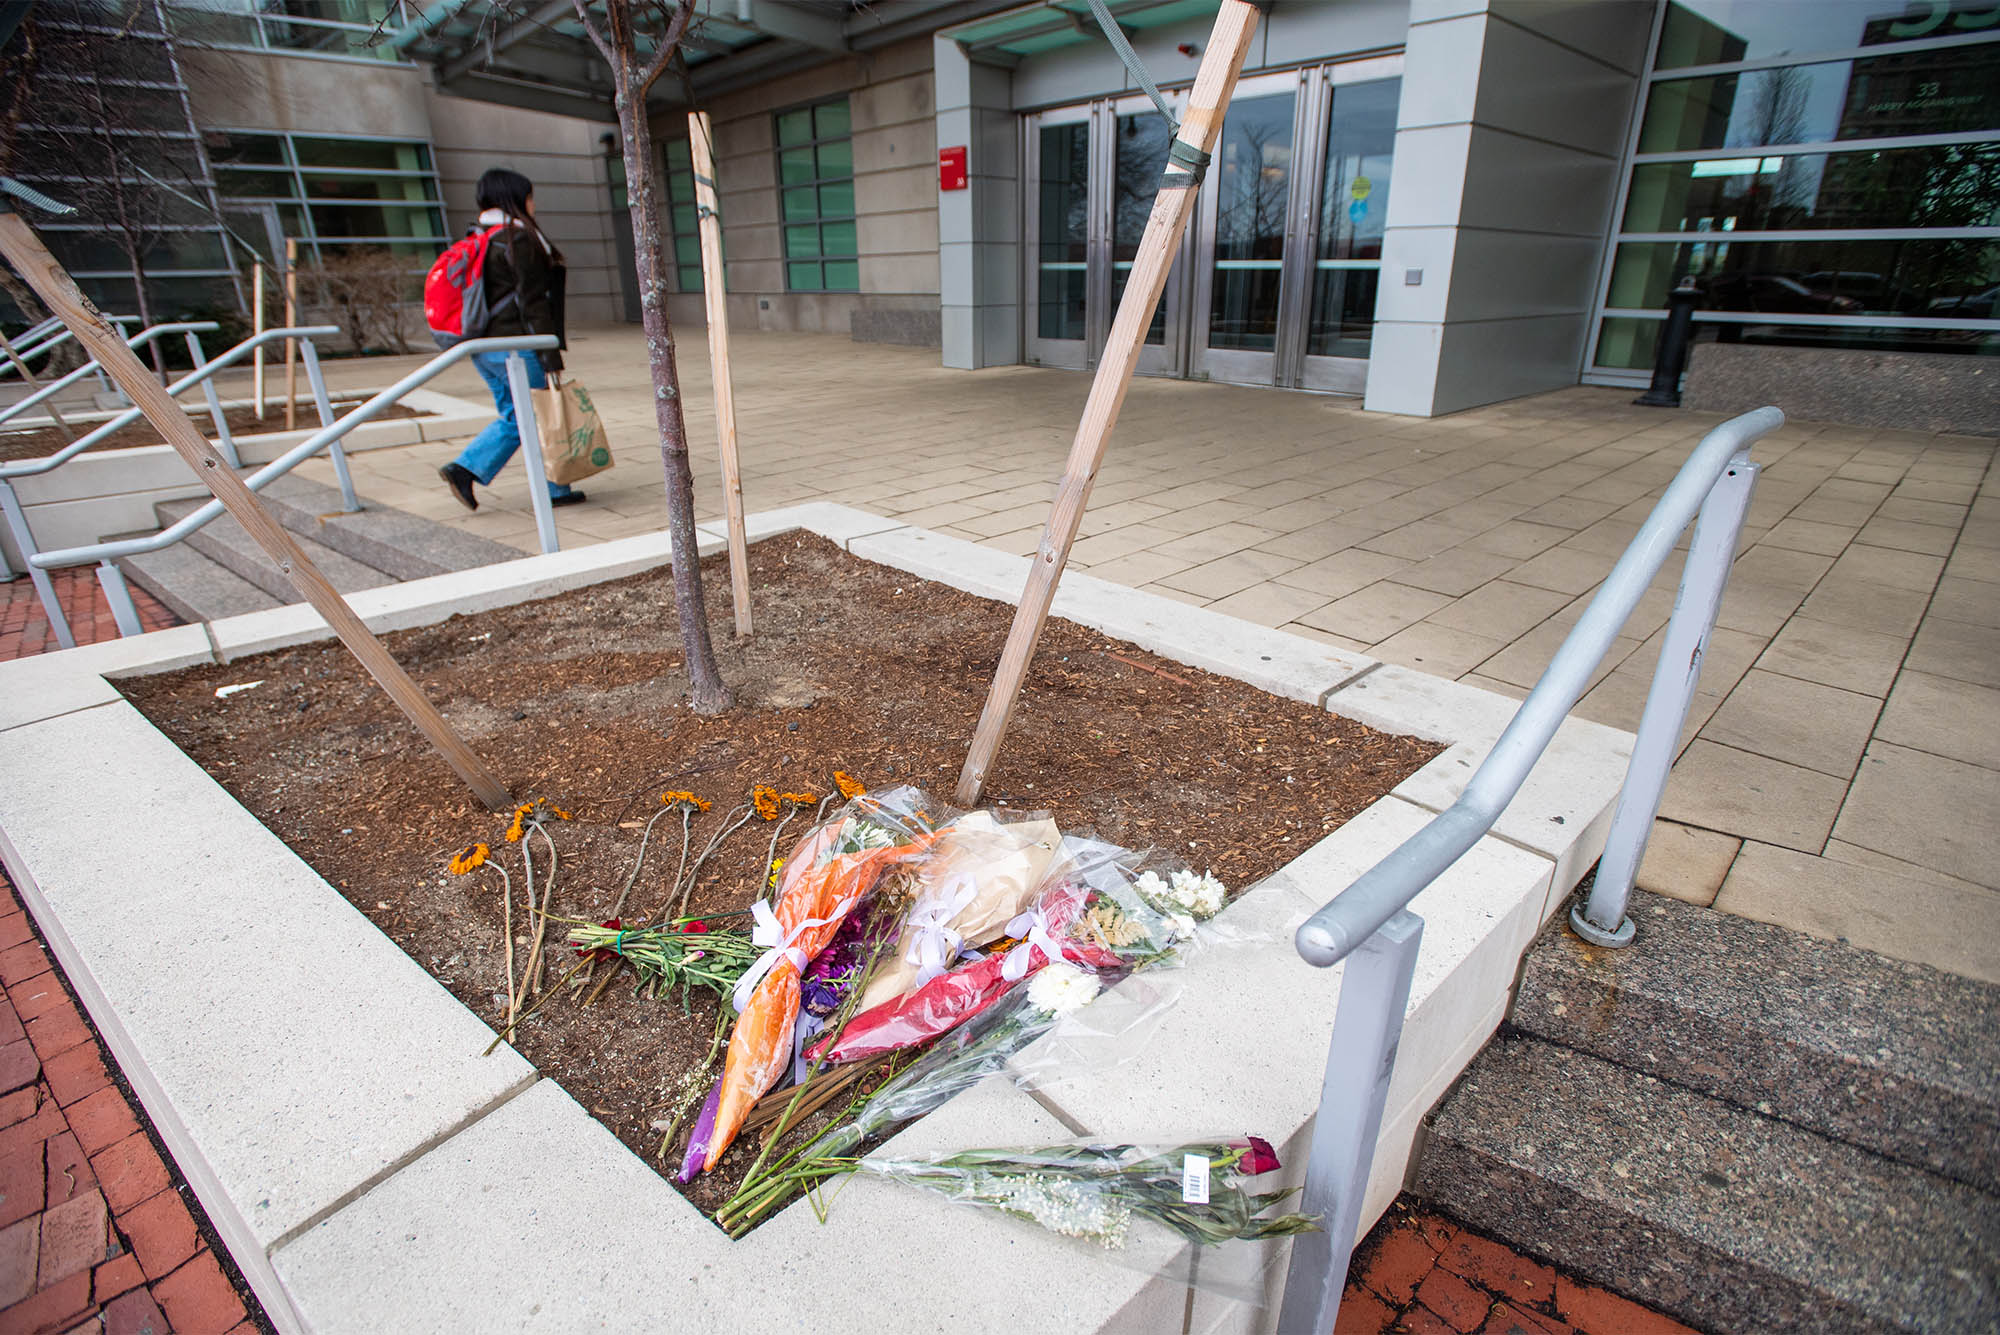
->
xmin=0 ymin=623 xmax=213 ymax=733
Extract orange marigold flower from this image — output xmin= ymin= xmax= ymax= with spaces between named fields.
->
xmin=549 ymin=805 xmax=572 ymax=821
xmin=833 ymin=770 xmax=865 ymax=800
xmin=779 ymin=790 xmax=817 ymax=807
xmin=751 ymin=785 xmax=781 ymax=820
xmin=448 ymin=844 xmax=489 ymax=875
xmin=661 ymin=791 xmax=712 ymax=812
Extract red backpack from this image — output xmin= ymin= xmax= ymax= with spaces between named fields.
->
xmin=424 ymin=224 xmax=517 ymax=348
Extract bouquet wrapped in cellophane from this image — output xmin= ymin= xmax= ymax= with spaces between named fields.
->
xmin=856 ymin=1137 xmax=1316 ymax=1249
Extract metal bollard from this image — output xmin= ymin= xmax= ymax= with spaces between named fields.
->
xmin=1635 ymin=277 xmax=1701 ymax=408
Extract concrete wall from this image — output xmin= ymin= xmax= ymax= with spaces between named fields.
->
xmin=182 ymin=49 xmax=627 ymax=327
xmin=1365 ymin=0 xmax=1654 ymax=416
xmin=654 ymin=35 xmax=941 ymax=344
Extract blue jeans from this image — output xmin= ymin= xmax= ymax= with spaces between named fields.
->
xmin=452 ymin=350 xmax=575 ymax=497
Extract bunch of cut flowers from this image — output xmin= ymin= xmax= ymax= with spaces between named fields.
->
xmin=564 ymin=914 xmax=761 ymax=1010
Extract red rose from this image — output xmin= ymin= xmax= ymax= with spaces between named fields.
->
xmin=680 ymin=920 xmax=710 ymax=935
xmin=1237 ymin=1136 xmax=1281 ymax=1176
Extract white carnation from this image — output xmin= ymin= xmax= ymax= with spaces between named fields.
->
xmin=1027 ymin=961 xmax=1101 ymax=1015
xmin=1192 ymin=871 xmax=1226 ymax=917
xmin=1133 ymin=870 xmax=1172 ymax=911
xmin=1167 ymin=912 xmax=1198 ymax=943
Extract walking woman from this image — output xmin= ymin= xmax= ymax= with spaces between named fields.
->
xmin=438 ymin=167 xmax=585 ymax=510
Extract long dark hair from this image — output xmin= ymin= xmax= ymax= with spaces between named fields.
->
xmin=475 ymin=166 xmax=562 ymax=263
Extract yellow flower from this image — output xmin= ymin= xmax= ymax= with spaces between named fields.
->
xmin=549 ymin=805 xmax=572 ymax=821
xmin=752 ymin=785 xmax=781 ymax=821
xmin=448 ymin=844 xmax=489 ymax=875
xmin=660 ymin=790 xmax=713 ymax=812
xmin=834 ymin=770 xmax=865 ymax=800
xmin=779 ymin=790 xmax=817 ymax=807
xmin=767 ymin=857 xmax=785 ymax=889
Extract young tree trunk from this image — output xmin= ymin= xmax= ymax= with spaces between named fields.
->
xmin=608 ymin=43 xmax=731 ymax=714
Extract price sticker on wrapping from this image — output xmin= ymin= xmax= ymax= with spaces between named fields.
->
xmin=1181 ymin=1153 xmax=1211 ymax=1205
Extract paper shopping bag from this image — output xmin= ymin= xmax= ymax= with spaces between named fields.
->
xmin=532 ymin=375 xmax=614 ymax=486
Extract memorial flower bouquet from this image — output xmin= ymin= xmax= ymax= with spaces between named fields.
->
xmin=854 ymin=1137 xmax=1316 ymax=1249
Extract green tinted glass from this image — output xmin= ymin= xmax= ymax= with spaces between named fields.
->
xmin=777 ymin=109 xmax=813 ymax=145
xmin=785 ymin=224 xmax=820 ymax=258
xmin=814 ymin=100 xmax=851 ymax=138
xmin=783 ymin=188 xmax=819 ymax=221
xmin=780 ymin=147 xmax=817 ymax=186
xmin=788 ymin=261 xmax=824 ymax=290
xmin=818 ymin=181 xmax=854 ymax=217
xmin=664 ymin=139 xmax=692 ymax=169
xmin=820 ymin=219 xmax=857 ymax=256
xmin=816 ymin=139 xmax=853 ymax=179
xmin=823 ymin=259 xmax=859 ymax=290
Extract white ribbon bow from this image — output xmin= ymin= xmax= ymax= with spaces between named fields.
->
xmin=902 ymin=876 xmax=978 ymax=989
xmin=1002 ymin=902 xmax=1070 ymax=983
xmin=733 ymin=897 xmax=851 ymax=1014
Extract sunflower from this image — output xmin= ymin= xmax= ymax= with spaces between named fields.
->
xmin=752 ymin=785 xmax=781 ymax=820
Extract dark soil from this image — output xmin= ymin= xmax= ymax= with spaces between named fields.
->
xmin=0 ymin=399 xmax=422 ymax=462
xmin=120 ymin=533 xmax=1442 ymax=1216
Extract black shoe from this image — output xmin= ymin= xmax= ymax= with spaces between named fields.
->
xmin=550 ymin=491 xmax=586 ymax=507
xmin=439 ymin=463 xmax=478 ymax=511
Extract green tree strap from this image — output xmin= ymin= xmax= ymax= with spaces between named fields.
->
xmin=1083 ymin=0 xmax=1212 ymax=190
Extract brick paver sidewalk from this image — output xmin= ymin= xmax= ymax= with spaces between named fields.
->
xmin=1339 ymin=1203 xmax=1702 ymax=1335
xmin=0 ymin=568 xmax=178 ymax=660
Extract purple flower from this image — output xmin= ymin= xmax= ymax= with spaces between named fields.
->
xmin=675 ymin=1076 xmax=724 ymax=1183
xmin=798 ymin=894 xmax=899 ymax=1019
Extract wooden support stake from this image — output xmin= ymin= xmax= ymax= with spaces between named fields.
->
xmin=252 ymin=260 xmax=266 ymax=420
xmin=954 ymin=0 xmax=1262 ymax=809
xmin=0 ymin=209 xmax=513 ymax=812
xmin=284 ymin=238 xmax=298 ymax=430
xmin=689 ymin=111 xmax=753 ymax=637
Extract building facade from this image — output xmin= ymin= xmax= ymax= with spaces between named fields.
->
xmin=12 ymin=1 xmax=1997 ymax=419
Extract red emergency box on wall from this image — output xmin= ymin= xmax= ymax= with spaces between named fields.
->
xmin=939 ymin=145 xmax=967 ymax=191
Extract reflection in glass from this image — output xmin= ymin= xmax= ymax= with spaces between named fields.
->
xmin=1113 ymin=112 xmax=1171 ymax=345
xmin=1657 ymin=0 xmax=2000 ymax=69
xmin=1209 ymin=92 xmax=1293 ymax=352
xmin=1624 ymin=143 xmax=2000 ymax=232
xmin=1595 ymin=314 xmax=1997 ymax=370
xmin=1309 ymin=78 xmax=1398 ymax=359
xmin=1037 ymin=123 xmax=1089 ymax=341
xmin=1640 ymin=43 xmax=2000 ymax=152
xmin=1606 ymin=237 xmax=1999 ymax=314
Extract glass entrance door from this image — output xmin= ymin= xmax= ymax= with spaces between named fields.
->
xmin=1024 ymin=57 xmax=1401 ymax=392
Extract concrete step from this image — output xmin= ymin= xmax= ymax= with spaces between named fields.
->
xmin=114 ymin=542 xmax=281 ymax=624
xmin=254 ymin=476 xmax=524 ymax=580
xmin=1416 ymin=1035 xmax=2000 ymax=1335
xmin=154 ymin=497 xmax=395 ymax=602
xmin=1512 ymin=889 xmax=2000 ymax=1194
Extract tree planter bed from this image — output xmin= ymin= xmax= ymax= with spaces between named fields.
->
xmin=0 ymin=504 xmax=1634 ymax=1334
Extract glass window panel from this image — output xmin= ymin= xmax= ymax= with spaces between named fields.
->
xmin=817 ymin=181 xmax=855 ymax=218
xmin=816 ymin=139 xmax=853 ymax=179
xmin=1038 ymin=123 xmax=1090 ymax=265
xmin=1657 ymin=0 xmax=2000 ymax=70
xmin=1624 ymin=143 xmax=2000 ymax=232
xmin=776 ymin=109 xmax=813 ymax=146
xmin=678 ymin=265 xmax=703 ymax=291
xmin=674 ymin=236 xmax=702 ymax=267
xmin=1114 ymin=111 xmax=1171 ymax=262
xmin=664 ymin=139 xmax=692 ymax=169
xmin=208 ymin=132 xmax=288 ymax=166
xmin=309 ymin=202 xmax=445 ymax=240
xmin=788 ymin=260 xmax=824 ymax=290
xmin=1317 ymin=78 xmax=1399 ymax=262
xmin=1038 ymin=267 xmax=1087 ymax=340
xmin=814 ymin=99 xmax=851 ymax=139
xmin=780 ymin=147 xmax=817 ymax=186
xmin=1606 ymin=237 xmax=2000 ymax=314
xmin=785 ymin=224 xmax=821 ymax=258
xmin=820 ymin=219 xmax=857 ymax=257
xmin=291 ymin=137 xmax=432 ymax=171
xmin=302 ymin=173 xmax=439 ymax=202
xmin=1110 ymin=264 xmax=1168 ymax=344
xmin=1308 ymin=267 xmax=1383 ymax=359
xmin=214 ymin=169 xmax=297 ymax=199
xmin=1639 ymin=44 xmax=2000 ymax=152
xmin=783 ymin=187 xmax=819 ymax=221
xmin=671 ymin=205 xmax=697 ymax=234
xmin=1210 ymin=92 xmax=1294 ymax=350
xmin=1595 ymin=313 xmax=1997 ymax=371
xmin=823 ymin=258 xmax=859 ymax=290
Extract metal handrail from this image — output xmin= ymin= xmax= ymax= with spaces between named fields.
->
xmin=0 ymin=326 xmax=340 ymax=479
xmin=1275 ymin=407 xmax=1785 ymax=1335
xmin=0 ymin=322 xmax=217 ymax=427
xmin=0 ymin=314 xmax=135 ymax=377
xmin=32 ymin=334 xmax=555 ymax=568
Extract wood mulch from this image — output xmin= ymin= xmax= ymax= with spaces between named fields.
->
xmin=119 ymin=533 xmax=1443 ymax=1217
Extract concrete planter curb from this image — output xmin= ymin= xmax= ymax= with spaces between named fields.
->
xmin=0 ymin=503 xmax=1632 ymax=1333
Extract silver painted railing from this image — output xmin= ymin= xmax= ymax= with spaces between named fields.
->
xmin=1275 ymin=406 xmax=1784 ymax=1335
xmin=0 ymin=314 xmax=135 ymax=391
xmin=24 ymin=334 xmax=561 ymax=640
xmin=0 ymin=321 xmax=216 ymax=431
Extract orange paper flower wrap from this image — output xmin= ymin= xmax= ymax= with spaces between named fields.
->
xmin=703 ymin=824 xmax=937 ymax=1172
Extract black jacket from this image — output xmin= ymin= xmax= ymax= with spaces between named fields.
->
xmin=482 ymin=223 xmax=567 ymax=373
